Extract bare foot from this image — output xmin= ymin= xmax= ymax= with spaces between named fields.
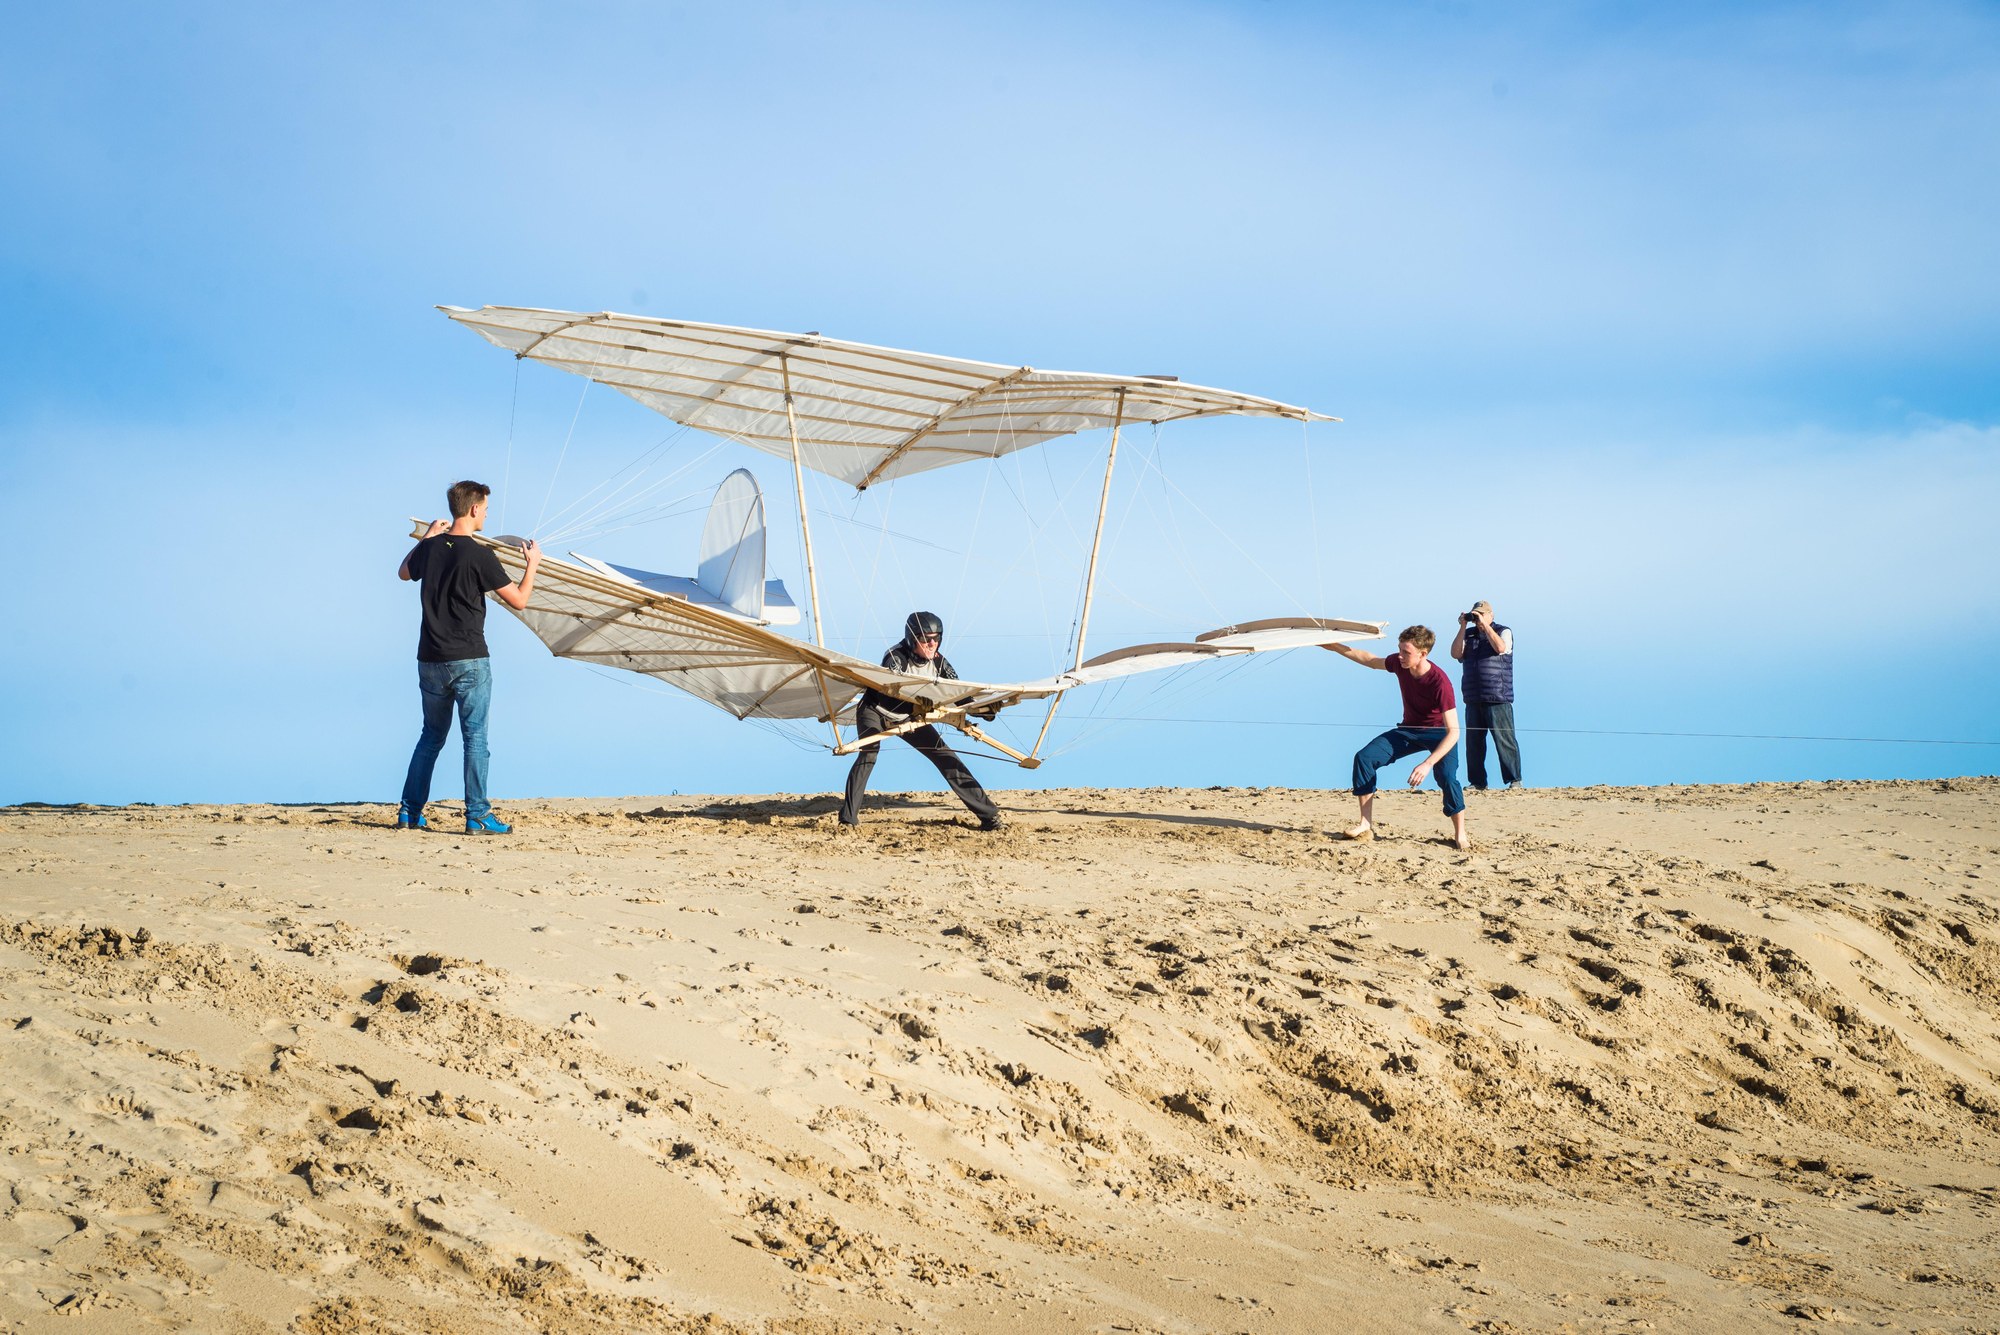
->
xmin=1455 ymin=833 xmax=1473 ymax=851
xmin=1340 ymin=824 xmax=1374 ymax=842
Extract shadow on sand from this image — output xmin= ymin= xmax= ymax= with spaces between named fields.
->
xmin=1052 ymin=806 xmax=1312 ymax=836
xmin=628 ymin=794 xmax=962 ymax=825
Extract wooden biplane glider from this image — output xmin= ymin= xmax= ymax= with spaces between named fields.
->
xmin=426 ymin=306 xmax=1384 ymax=767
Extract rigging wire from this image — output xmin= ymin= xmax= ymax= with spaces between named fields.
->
xmin=1015 ymin=430 xmax=1058 ymax=677
xmin=533 ymin=376 xmax=593 ymax=537
xmin=499 ymin=359 xmax=520 ymax=532
xmin=1147 ymin=463 xmax=1314 ymax=621
xmin=569 ymin=658 xmax=1994 ymax=772
xmin=549 ymin=496 xmax=710 ymax=545
xmin=814 ymin=470 xmax=865 ymax=650
xmin=1044 ymin=716 xmax=2000 ymax=747
xmin=1052 ymin=646 xmax=1269 ymax=760
xmin=536 ymin=422 xmax=701 ymax=542
xmin=956 ymin=425 xmax=1098 ymax=642
xmin=1136 ymin=426 xmax=1228 ymax=625
xmin=1300 ymin=416 xmax=1326 ymax=613
xmin=546 ymin=440 xmax=727 ymax=546
xmin=863 ymin=479 xmax=895 ymax=634
xmin=951 ymin=421 xmax=1002 ymax=638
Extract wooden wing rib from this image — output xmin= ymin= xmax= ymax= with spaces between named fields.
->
xmin=440 ymin=306 xmax=1334 ymax=491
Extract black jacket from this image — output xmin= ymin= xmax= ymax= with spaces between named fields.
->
xmin=860 ymin=639 xmax=959 ymax=719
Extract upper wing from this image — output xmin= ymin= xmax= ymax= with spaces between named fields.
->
xmin=440 ymin=306 xmax=1335 ymax=491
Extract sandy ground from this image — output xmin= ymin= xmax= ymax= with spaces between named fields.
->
xmin=2 ymin=777 xmax=1997 ymax=1333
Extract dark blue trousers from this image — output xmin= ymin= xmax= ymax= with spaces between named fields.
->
xmin=1464 ymin=701 xmax=1522 ymax=788
xmin=1353 ymin=726 xmax=1465 ymax=816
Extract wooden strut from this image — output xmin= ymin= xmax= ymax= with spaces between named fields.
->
xmin=782 ymin=353 xmax=842 ymax=749
xmin=1027 ymin=388 xmax=1126 ymax=762
xmin=832 ymin=712 xmax=1041 ymax=769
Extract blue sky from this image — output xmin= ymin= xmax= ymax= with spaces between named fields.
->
xmin=4 ymin=1 xmax=1996 ymax=804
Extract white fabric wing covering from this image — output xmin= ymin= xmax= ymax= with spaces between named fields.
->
xmin=1194 ymin=617 xmax=1387 ymax=650
xmin=471 ymin=534 xmax=1028 ymax=721
xmin=440 ymin=306 xmax=1334 ymax=490
xmin=455 ymin=531 xmax=1387 ymax=730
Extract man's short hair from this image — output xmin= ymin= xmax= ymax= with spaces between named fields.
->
xmin=1399 ymin=625 xmax=1436 ymax=652
xmin=447 ymin=480 xmax=491 ymax=519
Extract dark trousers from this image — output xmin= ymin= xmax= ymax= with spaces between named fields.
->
xmin=1352 ymin=726 xmax=1465 ymax=816
xmin=1464 ymin=701 xmax=1522 ymax=788
xmin=841 ymin=704 xmax=999 ymax=825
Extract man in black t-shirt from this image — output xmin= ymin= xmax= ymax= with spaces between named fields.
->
xmin=396 ymin=480 xmax=540 ymax=834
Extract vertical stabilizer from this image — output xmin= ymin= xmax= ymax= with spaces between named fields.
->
xmin=698 ymin=469 xmax=768 ymax=620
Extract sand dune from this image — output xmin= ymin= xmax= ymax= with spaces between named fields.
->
xmin=2 ymin=778 xmax=1996 ymax=1332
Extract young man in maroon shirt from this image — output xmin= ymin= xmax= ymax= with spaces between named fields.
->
xmin=1324 ymin=624 xmax=1469 ymax=850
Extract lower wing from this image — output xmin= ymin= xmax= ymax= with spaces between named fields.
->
xmin=423 ymin=525 xmax=1383 ymax=759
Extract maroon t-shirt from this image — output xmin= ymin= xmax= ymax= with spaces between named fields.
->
xmin=1387 ymin=657 xmax=1456 ymax=728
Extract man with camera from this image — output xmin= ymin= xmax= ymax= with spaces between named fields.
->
xmin=1450 ymin=600 xmax=1521 ymax=791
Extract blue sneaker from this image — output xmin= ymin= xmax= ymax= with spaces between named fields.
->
xmin=396 ymin=809 xmax=428 ymax=830
xmin=465 ymin=814 xmax=512 ymax=835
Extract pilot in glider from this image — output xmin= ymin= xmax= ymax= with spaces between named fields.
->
xmin=422 ymin=306 xmax=1384 ymax=769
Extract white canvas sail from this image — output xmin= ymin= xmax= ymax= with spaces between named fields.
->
xmin=439 ymin=306 xmax=1336 ymax=490
xmin=440 ymin=525 xmax=1381 ymax=732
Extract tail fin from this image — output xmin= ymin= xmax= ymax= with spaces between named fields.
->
xmin=697 ymin=469 xmax=767 ymax=620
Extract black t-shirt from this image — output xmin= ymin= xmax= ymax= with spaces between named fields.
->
xmin=406 ymin=534 xmax=510 ymax=662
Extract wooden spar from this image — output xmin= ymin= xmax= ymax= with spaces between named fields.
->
xmin=781 ymin=354 xmax=829 ymax=653
xmin=831 ymin=712 xmax=1041 ymax=770
xmin=856 ymin=365 xmax=1035 ymax=490
xmin=832 ymin=716 xmax=933 ymax=755
xmin=1073 ymin=388 xmax=1126 ymax=670
xmin=1027 ymin=388 xmax=1127 ymax=761
xmin=809 ymin=665 xmax=843 ymax=751
xmin=955 ymin=720 xmax=1040 ymax=768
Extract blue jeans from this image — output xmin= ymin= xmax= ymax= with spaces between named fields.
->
xmin=401 ymin=658 xmax=493 ymax=820
xmin=1352 ymin=726 xmax=1465 ymax=816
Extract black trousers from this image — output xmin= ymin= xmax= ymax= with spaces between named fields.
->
xmin=841 ymin=704 xmax=998 ymax=825
xmin=1464 ymin=701 xmax=1522 ymax=788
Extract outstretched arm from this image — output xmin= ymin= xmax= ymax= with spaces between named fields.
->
xmin=1324 ymin=641 xmax=1388 ymax=670
xmin=1408 ymin=708 xmax=1462 ymax=788
xmin=492 ymin=539 xmax=542 ymax=610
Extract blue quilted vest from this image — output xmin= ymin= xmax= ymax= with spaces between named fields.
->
xmin=1460 ymin=622 xmax=1513 ymax=704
